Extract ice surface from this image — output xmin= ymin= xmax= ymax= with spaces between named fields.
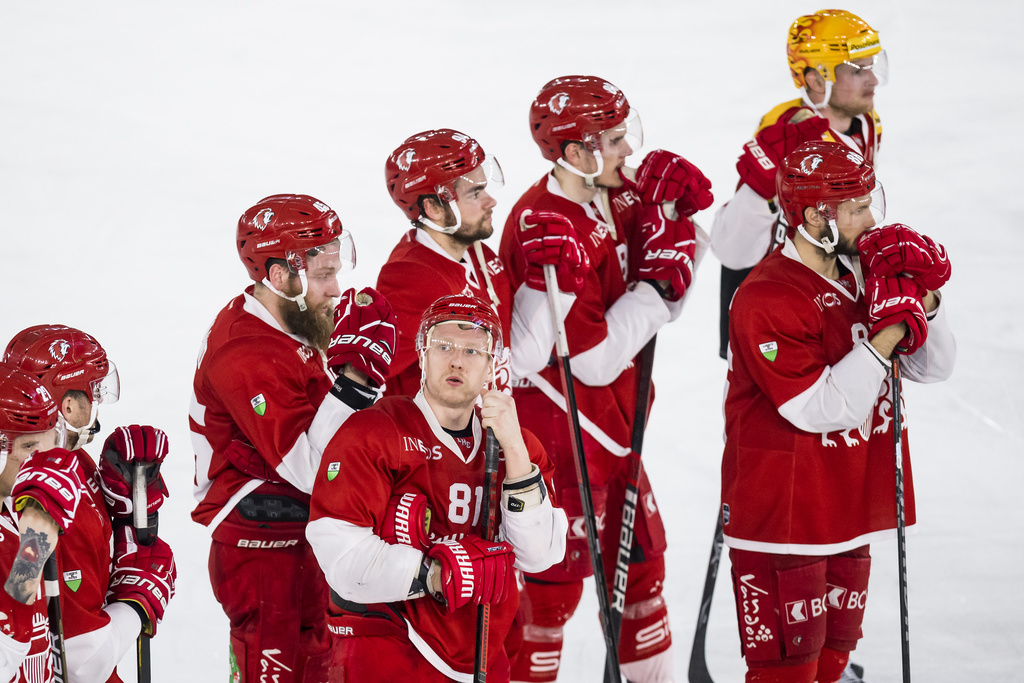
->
xmin=1 ymin=1 xmax=1021 ymax=680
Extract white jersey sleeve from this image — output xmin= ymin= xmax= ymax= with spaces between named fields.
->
xmin=509 ymin=285 xmax=574 ymax=379
xmin=497 ymin=465 xmax=568 ymax=574
xmin=0 ymin=631 xmax=30 ymax=683
xmin=306 ymin=517 xmax=425 ymax=604
xmin=901 ymin=295 xmax=956 ymax=383
xmin=710 ymin=184 xmax=776 ymax=270
xmin=64 ymin=602 xmax=142 ymax=683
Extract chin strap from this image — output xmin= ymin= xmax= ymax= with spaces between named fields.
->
xmin=556 ymin=152 xmax=604 ymax=188
xmin=797 ymin=218 xmax=839 ymax=254
xmin=419 ymin=202 xmax=463 ymax=235
xmin=67 ymin=407 xmax=101 ymax=450
xmin=261 ymin=269 xmax=310 ymax=311
xmin=802 ymin=81 xmax=834 ymax=111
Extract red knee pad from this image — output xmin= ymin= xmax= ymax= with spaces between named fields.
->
xmin=729 ymin=549 xmax=827 ymax=666
xmin=619 ymin=594 xmax=672 ymax=664
xmin=510 ymin=580 xmax=584 ymax=682
xmin=824 ymin=549 xmax=871 ymax=652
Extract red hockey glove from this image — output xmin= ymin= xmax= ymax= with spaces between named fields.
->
xmin=516 ymin=208 xmax=590 ymax=294
xmin=635 ymin=149 xmax=713 ymax=217
xmin=426 ymin=535 xmax=516 ymax=613
xmin=736 ymin=114 xmax=830 ymax=199
xmin=634 ymin=205 xmax=697 ymax=301
xmin=12 ymin=448 xmax=83 ymax=533
xmin=379 ymin=492 xmax=432 ymax=551
xmin=99 ymin=425 xmax=169 ymax=519
xmin=108 ymin=525 xmax=176 ymax=636
xmin=858 ymin=224 xmax=951 ymax=290
xmin=327 ymin=287 xmax=398 ymax=387
xmin=866 ymin=276 xmax=929 ymax=355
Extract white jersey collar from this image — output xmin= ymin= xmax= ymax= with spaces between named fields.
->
xmin=241 ymin=287 xmax=317 ymax=348
xmin=413 ymin=391 xmax=481 ymax=466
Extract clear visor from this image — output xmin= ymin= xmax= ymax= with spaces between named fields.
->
xmin=285 ymin=232 xmax=357 ymax=276
xmin=424 ymin=321 xmax=495 ymax=359
xmin=818 ymin=181 xmax=886 ymax=226
xmin=91 ymin=362 xmax=120 ymax=405
xmin=0 ymin=417 xmax=66 ymax=458
xmin=436 ymin=156 xmax=504 ymax=204
xmin=837 ymin=49 xmax=889 ymax=87
xmin=583 ymin=109 xmax=644 ymax=158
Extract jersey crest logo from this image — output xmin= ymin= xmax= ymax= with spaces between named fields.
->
xmin=253 ymin=208 xmax=274 ymax=231
xmin=63 ymin=569 xmax=82 ymax=592
xmin=799 ymin=154 xmax=823 ymax=174
xmin=758 ymin=341 xmax=778 ymax=362
xmin=250 ymin=393 xmax=267 ymax=416
xmin=548 ymin=92 xmax=570 ymax=115
xmin=48 ymin=339 xmax=70 ymax=361
xmin=326 ymin=461 xmax=340 ymax=482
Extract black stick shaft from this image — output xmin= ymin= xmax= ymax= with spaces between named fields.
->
xmin=688 ymin=516 xmax=724 ymax=683
xmin=44 ymin=554 xmax=68 ymax=683
xmin=473 ymin=428 xmax=500 ymax=681
xmin=544 ymin=265 xmax=622 ymax=683
xmin=133 ymin=463 xmax=154 ymax=683
xmin=892 ymin=358 xmax=911 ymax=682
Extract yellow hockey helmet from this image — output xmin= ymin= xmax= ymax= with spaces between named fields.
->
xmin=787 ymin=10 xmax=883 ymax=89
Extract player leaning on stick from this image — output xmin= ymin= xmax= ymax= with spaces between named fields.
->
xmin=377 ymin=129 xmax=587 ymax=397
xmin=498 ymin=75 xmax=713 ymax=682
xmin=721 ymin=141 xmax=955 ymax=683
xmin=190 ymin=194 xmax=397 ymax=682
xmin=307 ymin=295 xmax=567 ymax=682
xmin=711 ymin=9 xmax=888 ymax=359
xmin=4 ymin=326 xmax=175 ymax=682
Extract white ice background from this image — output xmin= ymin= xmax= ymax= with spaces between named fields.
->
xmin=2 ymin=1 xmax=1021 ymax=680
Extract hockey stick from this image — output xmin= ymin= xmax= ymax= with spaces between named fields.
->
xmin=473 ymin=427 xmax=500 ymax=682
xmin=688 ymin=515 xmax=723 ymax=683
xmin=44 ymin=553 xmax=69 ymax=683
xmin=892 ymin=357 xmax=911 ymax=682
xmin=608 ymin=336 xmax=656 ymax=648
xmin=133 ymin=463 xmax=157 ymax=683
xmin=542 ymin=262 xmax=622 ymax=683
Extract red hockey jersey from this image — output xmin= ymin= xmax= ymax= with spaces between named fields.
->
xmin=308 ymin=394 xmax=559 ymax=678
xmin=376 ymin=229 xmax=511 ymax=398
xmin=722 ymin=244 xmax=914 ymax=554
xmin=0 ymin=505 xmax=53 ymax=683
xmin=191 ymin=288 xmax=335 ymax=527
xmin=499 ymin=173 xmax=653 ymax=455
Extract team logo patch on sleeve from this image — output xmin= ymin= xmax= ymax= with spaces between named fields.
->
xmin=326 ymin=462 xmax=341 ymax=482
xmin=63 ymin=570 xmax=82 ymax=593
xmin=758 ymin=341 xmax=778 ymax=362
xmin=250 ymin=393 xmax=267 ymax=416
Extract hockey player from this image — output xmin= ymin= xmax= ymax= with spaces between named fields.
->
xmin=307 ymin=295 xmax=568 ymax=682
xmin=721 ymin=141 xmax=955 ymax=682
xmin=711 ymin=9 xmax=887 ymax=358
xmin=4 ymin=325 xmax=176 ymax=682
xmin=378 ymin=128 xmax=587 ymax=396
xmin=498 ymin=75 xmax=713 ymax=682
xmin=190 ymin=194 xmax=397 ymax=682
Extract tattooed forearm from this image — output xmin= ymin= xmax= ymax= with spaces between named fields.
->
xmin=3 ymin=528 xmax=52 ymax=604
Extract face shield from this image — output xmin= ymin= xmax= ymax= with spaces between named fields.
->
xmin=836 ymin=49 xmax=889 ymax=87
xmin=0 ymin=420 xmax=65 ymax=471
xmin=560 ymin=109 xmax=644 ymax=186
xmin=804 ymin=182 xmax=886 ymax=254
xmin=422 ymin=157 xmax=504 ymax=236
xmin=264 ymin=233 xmax=356 ymax=312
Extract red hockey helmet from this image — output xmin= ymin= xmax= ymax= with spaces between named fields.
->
xmin=385 ymin=129 xmax=504 ymax=225
xmin=4 ymin=325 xmax=118 ymax=405
xmin=529 ymin=75 xmax=642 ymax=162
xmin=777 ymin=140 xmax=884 ymax=252
xmin=237 ymin=194 xmax=355 ymax=282
xmin=416 ymin=294 xmax=504 ymax=359
xmin=0 ymin=361 xmax=61 ymax=470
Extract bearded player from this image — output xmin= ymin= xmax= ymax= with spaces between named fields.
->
xmin=307 ymin=295 xmax=567 ymax=681
xmin=711 ymin=9 xmax=888 ymax=358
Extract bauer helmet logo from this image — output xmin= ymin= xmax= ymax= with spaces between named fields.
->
xmin=253 ymin=208 xmax=274 ymax=232
xmin=548 ymin=93 xmax=570 ymax=115
xmin=48 ymin=340 xmax=70 ymax=361
xmin=397 ymin=149 xmax=415 ymax=171
xmin=799 ymin=154 xmax=824 ymax=175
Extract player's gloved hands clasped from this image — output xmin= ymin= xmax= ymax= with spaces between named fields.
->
xmin=736 ymin=113 xmax=830 ymax=199
xmin=516 ymin=208 xmax=590 ymax=294
xmin=108 ymin=525 xmax=176 ymax=636
xmin=327 ymin=287 xmax=398 ymax=387
xmin=858 ymin=224 xmax=951 ymax=291
xmin=866 ymin=276 xmax=929 ymax=355
xmin=635 ymin=149 xmax=713 ymax=217
xmin=425 ymin=535 xmax=516 ymax=613
xmin=12 ymin=448 xmax=83 ymax=533
xmin=635 ymin=206 xmax=698 ymax=301
xmin=99 ymin=425 xmax=169 ymax=519
xmin=379 ymin=492 xmax=432 ymax=551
